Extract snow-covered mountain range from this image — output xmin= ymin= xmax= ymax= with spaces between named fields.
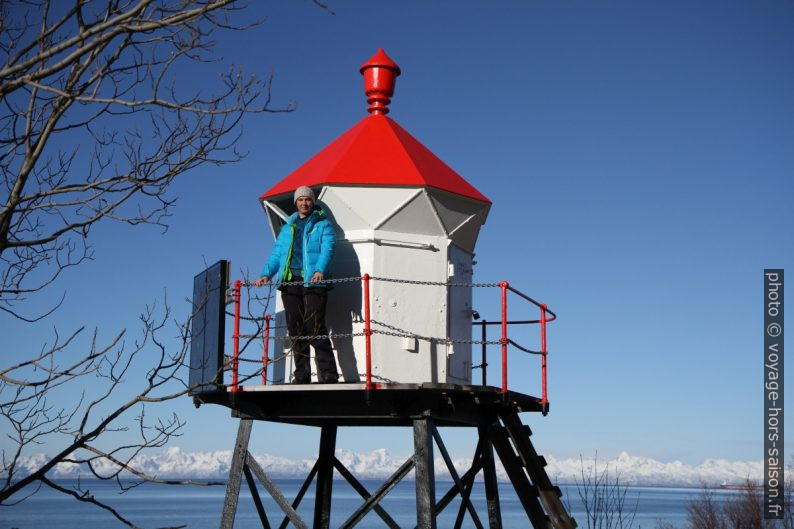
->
xmin=12 ymin=448 xmax=763 ymax=487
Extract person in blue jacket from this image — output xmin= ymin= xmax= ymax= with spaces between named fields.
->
xmin=253 ymin=186 xmax=339 ymax=384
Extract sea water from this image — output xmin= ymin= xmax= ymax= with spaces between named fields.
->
xmin=0 ymin=479 xmax=746 ymax=528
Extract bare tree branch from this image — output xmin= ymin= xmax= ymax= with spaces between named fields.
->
xmin=0 ymin=0 xmax=303 ymax=524
xmin=0 ymin=282 xmax=270 ymax=522
xmin=0 ymin=0 xmax=294 ymax=319
xmin=41 ymin=475 xmax=156 ymax=529
xmin=565 ymin=453 xmax=639 ymax=529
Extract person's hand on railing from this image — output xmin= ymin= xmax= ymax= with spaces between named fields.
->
xmin=253 ymin=276 xmax=270 ymax=287
xmin=310 ymin=272 xmax=324 ymax=283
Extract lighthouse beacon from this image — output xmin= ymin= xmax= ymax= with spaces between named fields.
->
xmin=260 ymin=49 xmax=491 ymax=385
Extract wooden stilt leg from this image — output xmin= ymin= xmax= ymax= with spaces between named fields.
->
xmin=220 ymin=419 xmax=253 ymax=529
xmin=479 ymin=425 xmax=503 ymax=529
xmin=414 ymin=417 xmax=437 ymax=529
xmin=314 ymin=425 xmax=337 ymax=529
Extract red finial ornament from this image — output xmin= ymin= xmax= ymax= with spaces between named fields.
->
xmin=360 ymin=49 xmax=401 ymax=115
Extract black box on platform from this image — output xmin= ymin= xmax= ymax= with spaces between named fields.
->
xmin=189 ymin=260 xmax=230 ymax=395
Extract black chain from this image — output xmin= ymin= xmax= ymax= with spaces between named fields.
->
xmin=370 ymin=319 xmax=503 ymax=346
xmin=370 ymin=276 xmax=501 ymax=288
xmin=240 ymin=275 xmax=502 ymax=288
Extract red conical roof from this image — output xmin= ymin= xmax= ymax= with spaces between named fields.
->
xmin=260 ymin=114 xmax=490 ymax=204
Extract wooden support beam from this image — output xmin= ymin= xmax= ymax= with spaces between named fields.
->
xmin=278 ymin=461 xmax=318 ymax=529
xmin=244 ymin=465 xmax=272 ymax=529
xmin=479 ymin=425 xmax=503 ymax=529
xmin=314 ymin=425 xmax=337 ymax=529
xmin=414 ymin=417 xmax=437 ymax=529
xmin=339 ymin=457 xmax=415 ymax=529
xmin=433 ymin=448 xmax=483 ymax=519
xmin=333 ymin=456 xmax=401 ymax=529
xmin=246 ymin=452 xmax=309 ymax=529
xmin=431 ymin=425 xmax=483 ymax=529
xmin=453 ymin=468 xmax=477 ymax=529
xmin=220 ymin=419 xmax=253 ymax=529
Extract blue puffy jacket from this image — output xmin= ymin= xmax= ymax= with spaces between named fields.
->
xmin=261 ymin=208 xmax=336 ymax=287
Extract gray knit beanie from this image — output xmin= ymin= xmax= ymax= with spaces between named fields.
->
xmin=293 ymin=185 xmax=315 ymax=204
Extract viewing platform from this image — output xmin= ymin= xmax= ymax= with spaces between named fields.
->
xmin=195 ymin=382 xmax=546 ymax=427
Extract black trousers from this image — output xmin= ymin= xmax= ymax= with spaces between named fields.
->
xmin=281 ymin=278 xmax=338 ymax=381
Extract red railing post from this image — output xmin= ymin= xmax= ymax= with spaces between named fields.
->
xmin=232 ymin=280 xmax=242 ymax=392
xmin=363 ymin=274 xmax=373 ymax=390
xmin=540 ymin=303 xmax=548 ymax=404
xmin=262 ymin=314 xmax=271 ymax=385
xmin=499 ymin=281 xmax=509 ymax=394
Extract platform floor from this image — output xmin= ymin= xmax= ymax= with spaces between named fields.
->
xmin=193 ymin=383 xmax=546 ymax=427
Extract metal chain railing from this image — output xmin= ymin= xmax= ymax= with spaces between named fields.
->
xmin=240 ymin=276 xmax=363 ymax=288
xmin=227 ymin=351 xmax=397 ymax=386
xmin=370 ymin=276 xmax=501 ymax=288
xmin=227 ymin=274 xmax=555 ymax=403
xmin=369 ymin=319 xmax=503 ymax=346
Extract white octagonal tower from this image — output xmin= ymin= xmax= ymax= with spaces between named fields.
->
xmin=261 ymin=50 xmax=490 ymax=385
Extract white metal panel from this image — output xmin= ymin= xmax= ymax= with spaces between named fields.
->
xmin=377 ymin=191 xmax=446 ymax=236
xmin=263 ymin=200 xmax=289 ymax=240
xmin=318 ymin=187 xmax=370 ymax=231
xmin=428 ymin=191 xmax=479 ymax=234
xmin=447 ymin=245 xmax=474 ymax=383
xmin=448 ymin=209 xmax=487 ymax=254
xmin=369 ymin=235 xmax=449 ymax=383
xmin=325 ymin=186 xmax=420 ymax=228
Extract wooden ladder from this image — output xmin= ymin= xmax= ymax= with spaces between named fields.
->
xmin=489 ymin=409 xmax=577 ymax=529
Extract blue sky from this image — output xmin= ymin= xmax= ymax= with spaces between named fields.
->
xmin=3 ymin=1 xmax=792 ymax=467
